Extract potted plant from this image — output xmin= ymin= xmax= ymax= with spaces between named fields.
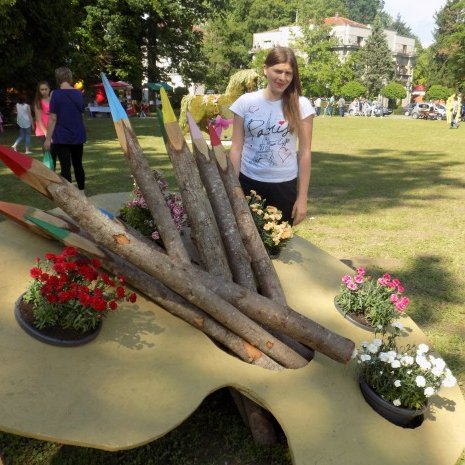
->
xmin=16 ymin=246 xmax=137 ymax=346
xmin=353 ymin=331 xmax=457 ymax=427
xmin=246 ymin=190 xmax=293 ymax=257
xmin=119 ymin=170 xmax=187 ymax=242
xmin=335 ymin=267 xmax=409 ymax=332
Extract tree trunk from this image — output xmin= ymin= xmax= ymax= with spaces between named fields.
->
xmin=46 ymin=182 xmax=309 ymax=369
xmin=208 ymin=126 xmax=287 ymax=306
xmin=120 ymin=122 xmax=190 ymax=264
xmin=188 ymin=114 xmax=256 ymax=290
xmin=160 ymin=103 xmax=231 ymax=278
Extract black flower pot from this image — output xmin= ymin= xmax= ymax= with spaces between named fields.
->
xmin=359 ymin=378 xmax=427 ymax=428
xmin=15 ymin=294 xmax=102 ymax=347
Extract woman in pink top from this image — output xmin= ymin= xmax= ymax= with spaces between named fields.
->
xmin=34 ymin=81 xmax=51 ymax=154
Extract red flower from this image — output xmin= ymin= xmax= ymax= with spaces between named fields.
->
xmin=127 ymin=292 xmax=137 ymax=303
xmin=44 ymin=252 xmax=56 ymax=261
xmin=116 ymin=286 xmax=125 ymax=299
xmin=30 ymin=267 xmax=42 ymax=279
xmin=109 ymin=300 xmax=118 ymax=310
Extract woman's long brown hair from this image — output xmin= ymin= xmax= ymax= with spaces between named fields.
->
xmin=264 ymin=47 xmax=302 ymax=134
xmin=34 ymin=81 xmax=50 ymax=111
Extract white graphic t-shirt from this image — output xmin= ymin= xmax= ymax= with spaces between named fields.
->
xmin=230 ymin=90 xmax=314 ymax=182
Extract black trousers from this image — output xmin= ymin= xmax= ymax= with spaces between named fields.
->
xmin=51 ymin=143 xmax=85 ymax=190
xmin=239 ymin=172 xmax=297 ymax=224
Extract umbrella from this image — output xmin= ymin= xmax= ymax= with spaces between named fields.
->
xmin=147 ymin=82 xmax=173 ymax=92
xmin=91 ymin=80 xmax=132 ymax=89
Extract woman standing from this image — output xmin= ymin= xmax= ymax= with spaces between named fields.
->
xmin=44 ymin=67 xmax=86 ymax=191
xmin=34 ymin=81 xmax=51 ymax=155
xmin=229 ymin=46 xmax=314 ymax=225
xmin=12 ymin=96 xmax=34 ymax=154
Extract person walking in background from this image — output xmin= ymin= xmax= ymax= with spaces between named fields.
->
xmin=44 ymin=67 xmax=87 ymax=191
xmin=314 ymin=96 xmax=321 ymax=116
xmin=34 ymin=81 xmax=51 ymax=156
xmin=338 ymin=96 xmax=346 ymax=117
xmin=12 ymin=96 xmax=34 ymax=154
xmin=229 ymin=46 xmax=314 ymax=226
xmin=450 ymin=96 xmax=459 ymax=129
xmin=324 ymin=95 xmax=334 ymax=117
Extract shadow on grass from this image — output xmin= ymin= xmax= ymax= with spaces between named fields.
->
xmin=311 ymin=150 xmax=465 ymax=215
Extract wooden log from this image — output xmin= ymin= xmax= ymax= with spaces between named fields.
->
xmin=0 ymin=146 xmax=355 ymax=364
xmin=6 ymin=203 xmax=283 ymax=371
xmin=102 ymin=73 xmax=190 ymax=265
xmin=187 ymin=112 xmax=256 ymax=289
xmin=159 ymin=89 xmax=231 ymax=279
xmin=208 ymin=124 xmax=287 ymax=305
xmin=29 ymin=187 xmax=308 ymax=368
xmin=189 ymin=120 xmax=313 ymax=362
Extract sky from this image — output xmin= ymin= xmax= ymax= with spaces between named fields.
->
xmin=383 ymin=0 xmax=448 ymax=46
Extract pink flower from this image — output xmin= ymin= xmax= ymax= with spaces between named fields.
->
xmin=397 ymin=285 xmax=405 ymax=293
xmin=356 ymin=267 xmax=366 ymax=276
xmin=347 ymin=281 xmax=357 ymax=291
xmin=342 ymin=275 xmax=351 ymax=284
xmin=392 ymin=278 xmax=400 ymax=287
xmin=383 ymin=273 xmax=391 ymax=280
xmin=354 ymin=275 xmax=364 ymax=284
xmin=390 ymin=294 xmax=399 ymax=303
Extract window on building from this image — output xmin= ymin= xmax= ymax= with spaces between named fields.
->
xmin=402 ymin=45 xmax=407 ymax=54
xmin=357 ymin=36 xmax=363 ymax=46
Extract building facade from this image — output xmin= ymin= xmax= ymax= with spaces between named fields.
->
xmin=252 ymin=16 xmax=416 ymax=102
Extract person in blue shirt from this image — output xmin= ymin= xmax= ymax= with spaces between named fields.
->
xmin=44 ymin=67 xmax=86 ymax=191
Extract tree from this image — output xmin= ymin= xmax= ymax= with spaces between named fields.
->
xmin=202 ymin=0 xmax=301 ymax=92
xmin=343 ymin=0 xmax=384 ymax=24
xmin=425 ymin=84 xmax=454 ymax=101
xmin=356 ymin=16 xmax=396 ymax=97
xmin=0 ymin=0 xmax=78 ymax=89
xmin=340 ymin=80 xmax=367 ymax=99
xmin=295 ymin=21 xmax=343 ymax=96
xmin=381 ymin=82 xmax=406 ymax=100
xmin=431 ymin=0 xmax=465 ymax=89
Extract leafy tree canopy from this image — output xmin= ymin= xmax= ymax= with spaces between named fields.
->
xmin=343 ymin=0 xmax=384 ymax=24
xmin=339 ymin=80 xmax=367 ymax=99
xmin=381 ymin=81 xmax=406 ymax=100
xmin=356 ymin=16 xmax=396 ymax=97
xmin=425 ymin=84 xmax=454 ymax=101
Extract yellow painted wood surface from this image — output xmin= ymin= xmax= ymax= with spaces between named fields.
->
xmin=0 ymin=193 xmax=464 ymax=464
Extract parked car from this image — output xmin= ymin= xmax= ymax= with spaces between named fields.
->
xmin=372 ymin=103 xmax=392 ymax=117
xmin=411 ymin=102 xmax=445 ymax=120
xmin=403 ymin=103 xmax=416 ymax=116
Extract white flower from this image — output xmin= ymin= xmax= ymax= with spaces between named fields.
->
xmin=415 ymin=375 xmax=426 ymax=387
xmin=442 ymin=370 xmax=457 ymax=388
xmin=393 ymin=399 xmax=401 ymax=406
xmin=391 ymin=321 xmax=404 ymax=330
xmin=351 ymin=349 xmax=358 ymax=359
xmin=372 ymin=338 xmax=383 ymax=347
xmin=391 ymin=360 xmax=401 ymax=369
xmin=400 ymin=355 xmax=414 ymax=366
xmin=424 ymin=387 xmax=435 ymax=397
xmin=379 ymin=352 xmax=390 ymax=362
xmin=360 ymin=354 xmax=371 ymax=362
xmin=416 ymin=355 xmax=432 ymax=370
xmin=394 ymin=380 xmax=402 ymax=387
xmin=417 ymin=343 xmax=429 ymax=354
xmin=367 ymin=343 xmax=379 ymax=354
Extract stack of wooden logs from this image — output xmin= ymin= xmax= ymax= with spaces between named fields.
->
xmin=0 ymin=75 xmax=354 ymax=444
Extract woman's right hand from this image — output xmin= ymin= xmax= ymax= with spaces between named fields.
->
xmin=43 ymin=139 xmax=51 ymax=151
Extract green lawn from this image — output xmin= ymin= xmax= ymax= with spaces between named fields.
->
xmin=0 ymin=115 xmax=464 ymax=464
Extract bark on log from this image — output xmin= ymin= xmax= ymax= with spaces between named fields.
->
xmin=188 ymin=114 xmax=256 ymax=289
xmin=120 ymin=123 xmax=190 ymax=264
xmin=0 ymin=147 xmax=354 ymax=363
xmin=161 ymin=103 xmax=231 ymax=278
xmin=208 ymin=126 xmax=287 ymax=305
xmin=45 ymin=183 xmax=308 ymax=369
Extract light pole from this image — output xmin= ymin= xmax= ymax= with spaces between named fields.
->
xmin=381 ymin=78 xmax=388 ymax=108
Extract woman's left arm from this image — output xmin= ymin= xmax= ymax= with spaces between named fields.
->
xmin=292 ymin=115 xmax=314 ymax=226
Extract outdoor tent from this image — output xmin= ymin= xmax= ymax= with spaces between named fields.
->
xmin=147 ymin=82 xmax=173 ymax=91
xmin=91 ymin=80 xmax=132 ymax=89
